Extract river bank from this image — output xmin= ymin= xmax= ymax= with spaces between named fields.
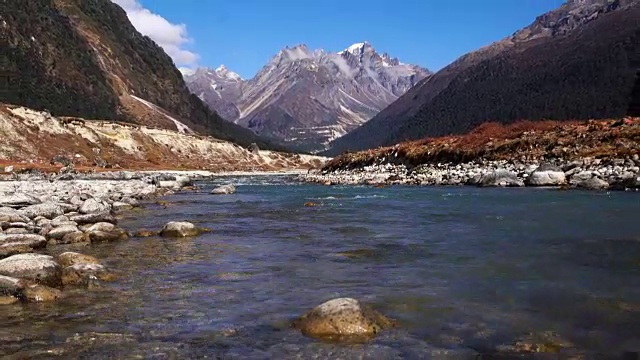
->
xmin=299 ymin=157 xmax=640 ymax=190
xmin=0 ymin=171 xmax=218 ymax=305
xmin=302 ymin=118 xmax=640 ymax=190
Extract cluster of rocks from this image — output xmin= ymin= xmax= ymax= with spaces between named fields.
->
xmin=300 ymin=156 xmax=640 ymax=190
xmin=0 ymin=172 xmax=231 ymax=304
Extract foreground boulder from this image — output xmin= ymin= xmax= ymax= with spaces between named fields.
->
xmin=211 ymin=185 xmax=236 ymax=195
xmin=0 ymin=253 xmax=62 ymax=287
xmin=292 ymin=298 xmax=395 ymax=341
xmin=160 ymin=222 xmax=200 ymax=238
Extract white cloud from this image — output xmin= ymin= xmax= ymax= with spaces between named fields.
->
xmin=111 ymin=0 xmax=199 ymax=67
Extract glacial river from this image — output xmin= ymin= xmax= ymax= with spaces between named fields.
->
xmin=1 ymin=175 xmax=640 ymax=358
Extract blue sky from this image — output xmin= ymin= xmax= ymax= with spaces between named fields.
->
xmin=130 ymin=0 xmax=564 ymax=78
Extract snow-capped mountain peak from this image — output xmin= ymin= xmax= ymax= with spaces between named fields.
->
xmin=184 ymin=41 xmax=432 ymax=152
xmin=340 ymin=41 xmax=373 ymax=56
xmin=215 ymin=64 xmax=243 ymax=81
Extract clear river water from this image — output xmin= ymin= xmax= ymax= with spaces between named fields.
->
xmin=1 ymin=175 xmax=640 ymax=359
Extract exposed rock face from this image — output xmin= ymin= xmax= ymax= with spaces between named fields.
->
xmin=0 ymin=0 xmax=281 ymax=149
xmin=292 ymin=298 xmax=395 ymax=341
xmin=328 ymin=1 xmax=640 ymax=155
xmin=185 ymin=43 xmax=430 ymax=152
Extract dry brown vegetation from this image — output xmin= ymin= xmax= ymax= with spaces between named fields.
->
xmin=324 ymin=118 xmax=640 ymax=171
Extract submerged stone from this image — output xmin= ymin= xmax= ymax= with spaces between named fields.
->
xmin=292 ymin=298 xmax=395 ymax=342
xmin=211 ymin=185 xmax=236 ymax=195
xmin=160 ymin=221 xmax=200 ymax=238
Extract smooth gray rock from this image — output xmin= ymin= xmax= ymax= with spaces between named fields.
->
xmin=112 ymin=202 xmax=133 ymax=212
xmin=46 ymin=225 xmax=80 ymax=240
xmin=0 ymin=254 xmax=62 ymax=287
xmin=0 ymin=234 xmax=47 ymax=248
xmin=0 ymin=274 xmax=24 ymax=297
xmin=211 ymin=184 xmax=236 ymax=194
xmin=0 ymin=193 xmax=41 ymax=208
xmin=526 ymin=170 xmax=566 ymax=186
xmin=69 ymin=212 xmax=116 ymax=225
xmin=478 ymin=170 xmax=524 ymax=187
xmin=0 ymin=207 xmax=30 ymax=223
xmin=160 ymin=221 xmax=200 ymax=237
xmin=578 ymin=177 xmax=609 ymax=190
xmin=79 ymin=198 xmax=110 ymax=214
xmin=3 ymin=228 xmax=31 ymax=235
xmin=19 ymin=202 xmax=64 ymax=219
xmin=83 ymin=222 xmax=115 ymax=233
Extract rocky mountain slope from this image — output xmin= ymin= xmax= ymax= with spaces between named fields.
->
xmin=0 ymin=104 xmax=326 ymax=172
xmin=0 ymin=0 xmax=279 ymax=149
xmin=184 ymin=42 xmax=431 ymax=152
xmin=327 ymin=0 xmax=640 ymax=155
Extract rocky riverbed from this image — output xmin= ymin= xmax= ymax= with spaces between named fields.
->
xmin=0 ymin=171 xmax=221 ymax=305
xmin=299 ymin=156 xmax=640 ymax=191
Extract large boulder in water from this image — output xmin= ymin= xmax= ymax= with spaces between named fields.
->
xmin=160 ymin=221 xmax=200 ymax=238
xmin=211 ymin=185 xmax=236 ymax=195
xmin=292 ymin=298 xmax=395 ymax=341
xmin=526 ymin=164 xmax=566 ymax=186
xmin=0 ymin=253 xmax=62 ymax=287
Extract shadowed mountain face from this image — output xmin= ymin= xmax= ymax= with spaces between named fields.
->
xmin=184 ymin=42 xmax=431 ymax=152
xmin=0 ymin=0 xmax=281 ymax=150
xmin=326 ymin=0 xmax=640 ymax=156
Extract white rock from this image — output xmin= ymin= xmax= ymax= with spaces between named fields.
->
xmin=211 ymin=185 xmax=236 ymax=195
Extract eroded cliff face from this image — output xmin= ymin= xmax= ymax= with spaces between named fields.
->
xmin=0 ymin=105 xmax=326 ymax=172
xmin=0 ymin=0 xmax=274 ymax=148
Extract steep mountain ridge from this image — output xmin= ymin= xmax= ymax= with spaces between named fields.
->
xmin=327 ymin=0 xmax=640 ymax=155
xmin=0 ymin=0 xmax=278 ymax=149
xmin=184 ymin=42 xmax=431 ymax=152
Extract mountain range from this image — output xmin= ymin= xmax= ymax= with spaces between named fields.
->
xmin=0 ymin=0 xmax=281 ymax=150
xmin=1 ymin=0 xmax=637 ymax=159
xmin=327 ymin=0 xmax=640 ymax=155
xmin=183 ymin=43 xmax=430 ymax=152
